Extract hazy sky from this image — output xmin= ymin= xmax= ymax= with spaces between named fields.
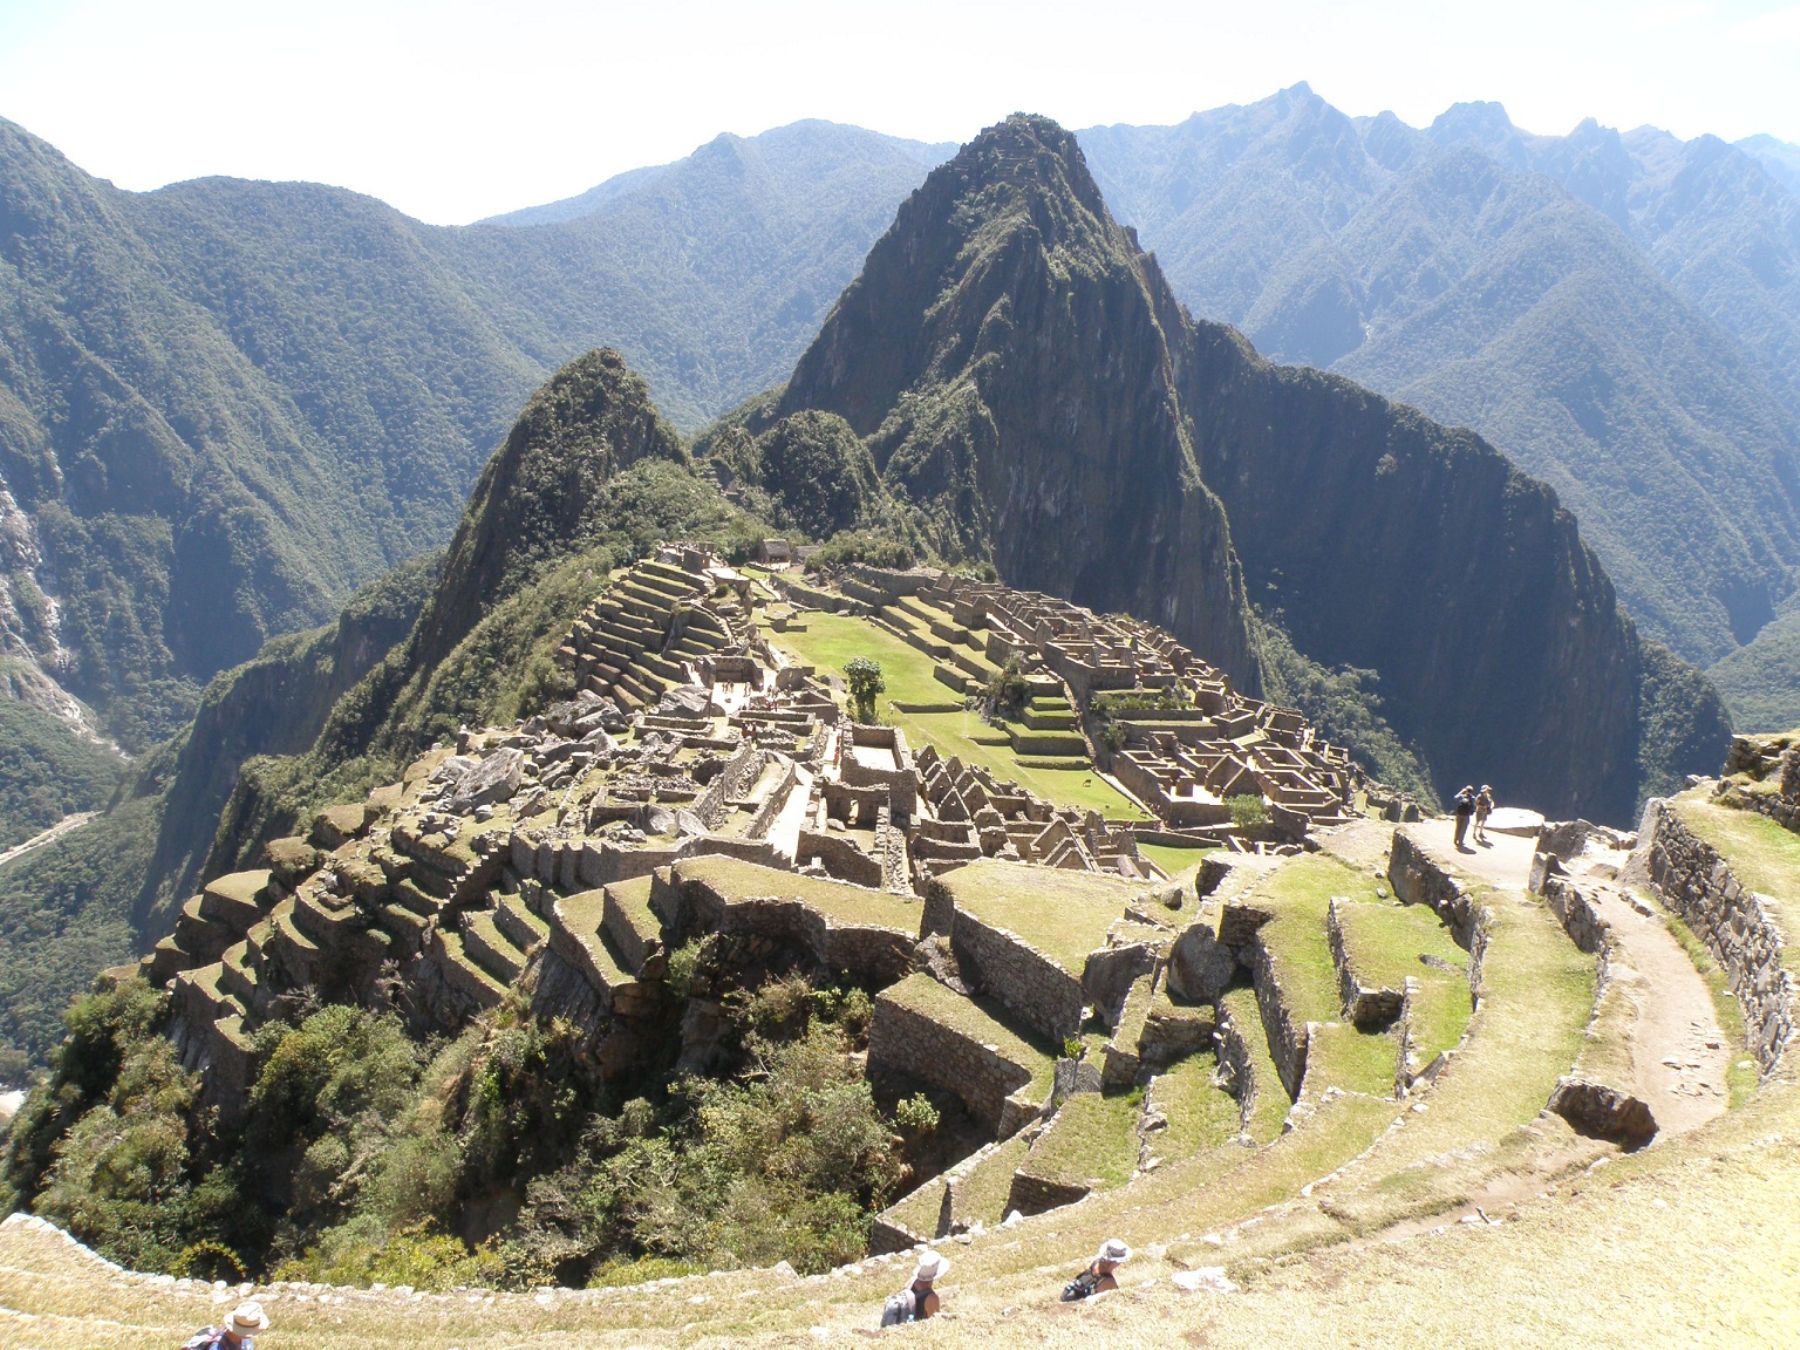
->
xmin=2 ymin=0 xmax=1797 ymax=224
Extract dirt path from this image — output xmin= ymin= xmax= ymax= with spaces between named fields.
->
xmin=1408 ymin=815 xmax=1537 ymax=889
xmin=1409 ymin=814 xmax=1729 ymax=1141
xmin=0 ymin=810 xmax=99 ymax=873
xmin=1583 ymin=880 xmax=1731 ymax=1136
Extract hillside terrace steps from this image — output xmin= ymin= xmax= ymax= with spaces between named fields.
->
xmin=868 ymin=972 xmax=1057 ymax=1137
xmin=430 ymin=928 xmax=509 ymax=1009
xmin=601 ymin=875 xmax=665 ymax=974
xmin=545 ymin=887 xmax=657 ymax=1015
xmin=494 ymin=890 xmax=550 ymax=954
xmin=460 ymin=908 xmax=527 ymax=985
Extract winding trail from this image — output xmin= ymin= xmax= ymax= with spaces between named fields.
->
xmin=0 ymin=811 xmax=99 ymax=873
xmin=1409 ymin=814 xmax=1729 ymax=1141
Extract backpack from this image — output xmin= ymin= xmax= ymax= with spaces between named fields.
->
xmin=1061 ymin=1268 xmax=1103 ymax=1302
xmin=880 ymin=1287 xmax=918 ymax=1327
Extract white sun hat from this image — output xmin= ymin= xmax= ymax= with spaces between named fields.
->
xmin=1095 ymin=1238 xmax=1132 ymax=1265
xmin=227 ymin=1301 xmax=270 ymax=1333
xmin=914 ymin=1250 xmax=951 ymax=1282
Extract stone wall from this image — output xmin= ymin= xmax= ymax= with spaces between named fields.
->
xmin=796 ymin=830 xmax=885 ymax=889
xmin=693 ymin=744 xmax=766 ymax=831
xmin=676 ymin=874 xmax=918 ymax=984
xmin=1213 ymin=995 xmax=1262 ymax=1138
xmin=950 ymin=910 xmax=1086 ymax=1043
xmin=868 ymin=986 xmax=1045 ymax=1136
xmin=1635 ymin=800 xmax=1795 ymax=1076
xmin=1387 ymin=830 xmax=1483 ymax=952
xmin=1246 ymin=940 xmax=1308 ymax=1098
xmin=1327 ymin=897 xmax=1403 ymax=1027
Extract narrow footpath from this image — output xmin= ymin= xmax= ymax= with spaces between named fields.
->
xmin=1410 ymin=814 xmax=1729 ymax=1140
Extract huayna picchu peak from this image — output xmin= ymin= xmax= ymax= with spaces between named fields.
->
xmin=775 ymin=113 xmax=1725 ymax=822
xmin=1 ymin=89 xmax=1795 ymax=1347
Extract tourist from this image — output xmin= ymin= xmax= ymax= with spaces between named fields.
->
xmin=1061 ymin=1237 xmax=1131 ymax=1300
xmin=1452 ymin=785 xmax=1476 ymax=851
xmin=880 ymin=1250 xmax=947 ymax=1325
xmin=1474 ymin=784 xmax=1495 ymax=844
xmin=184 ymin=1301 xmax=269 ymax=1350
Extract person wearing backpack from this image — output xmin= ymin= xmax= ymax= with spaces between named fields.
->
xmin=1452 ymin=785 xmax=1477 ymax=851
xmin=1474 ymin=785 xmax=1495 ymax=844
xmin=880 ymin=1250 xmax=947 ymax=1326
xmin=1060 ymin=1237 xmax=1131 ymax=1300
xmin=183 ymin=1301 xmax=269 ymax=1350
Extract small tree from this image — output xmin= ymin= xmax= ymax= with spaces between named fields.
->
xmin=844 ymin=657 xmax=885 ymax=723
xmin=1226 ymin=793 xmax=1269 ymax=832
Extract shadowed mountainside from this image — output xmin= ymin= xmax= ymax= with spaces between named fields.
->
xmin=782 ymin=113 xmax=1729 ymax=820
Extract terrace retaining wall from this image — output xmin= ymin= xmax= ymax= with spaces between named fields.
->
xmin=868 ymin=987 xmax=1045 ymax=1136
xmin=1634 ymin=800 xmax=1795 ymax=1076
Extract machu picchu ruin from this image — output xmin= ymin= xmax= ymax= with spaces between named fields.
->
xmin=10 ymin=539 xmax=1796 ymax=1345
xmin=2 ymin=82 xmax=1797 ymax=1347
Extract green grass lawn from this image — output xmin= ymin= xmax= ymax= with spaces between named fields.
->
xmin=1138 ymin=842 xmax=1218 ymax=878
xmin=1303 ymin=1022 xmax=1401 ymax=1099
xmin=951 ymin=1132 xmax=1035 ymax=1228
xmin=1333 ymin=898 xmax=1473 ymax=1063
xmin=761 ymin=611 xmax=1148 ymax=818
xmin=1244 ymin=854 xmax=1370 ymax=1026
xmin=1148 ymin=1051 xmax=1242 ymax=1161
xmin=1354 ymin=884 xmax=1595 ymax=1172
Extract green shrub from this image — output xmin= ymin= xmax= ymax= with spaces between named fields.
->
xmin=845 ymin=657 xmax=885 ymax=723
xmin=894 ymin=1093 xmax=940 ymax=1136
xmin=1227 ymin=794 xmax=1270 ymax=831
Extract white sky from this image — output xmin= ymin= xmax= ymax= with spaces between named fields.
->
xmin=2 ymin=0 xmax=1797 ymax=225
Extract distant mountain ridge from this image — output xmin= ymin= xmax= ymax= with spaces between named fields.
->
xmin=479 ymin=120 xmax=954 ymax=229
xmin=1075 ymin=85 xmax=1800 ymax=680
xmin=0 ymin=114 xmax=944 ymax=782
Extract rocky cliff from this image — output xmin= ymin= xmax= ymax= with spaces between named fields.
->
xmin=782 ymin=114 xmax=1726 ymax=820
xmin=780 ymin=115 xmax=1260 ymax=692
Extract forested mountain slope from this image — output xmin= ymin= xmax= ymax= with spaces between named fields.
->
xmin=1077 ymin=86 xmax=1800 ymax=674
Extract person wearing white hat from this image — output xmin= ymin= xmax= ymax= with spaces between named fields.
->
xmin=879 ymin=1250 xmax=948 ymax=1326
xmin=1061 ymin=1238 xmax=1132 ymax=1301
xmin=184 ymin=1299 xmax=269 ymax=1350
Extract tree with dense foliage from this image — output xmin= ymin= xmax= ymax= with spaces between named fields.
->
xmin=845 ymin=658 xmax=885 ymax=723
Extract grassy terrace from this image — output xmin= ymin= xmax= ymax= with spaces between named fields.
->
xmin=1303 ymin=1023 xmax=1400 ymax=1098
xmin=1245 ymin=855 xmax=1369 ymax=1025
xmin=760 ymin=609 xmax=1148 ymax=819
xmin=673 ymin=855 xmax=921 ymax=932
xmin=878 ymin=973 xmax=1058 ymax=1103
xmin=1147 ymin=1050 xmax=1242 ymax=1160
xmin=939 ymin=857 xmax=1137 ymax=973
xmin=1333 ymin=898 xmax=1473 ymax=1063
xmin=1672 ymin=796 xmax=1800 ymax=944
xmin=1138 ymin=841 xmax=1217 ymax=878
xmin=1219 ymin=987 xmax=1293 ymax=1142
xmin=1321 ymin=881 xmax=1596 ymax=1222
xmin=1021 ymin=1089 xmax=1143 ymax=1192
xmin=951 ymin=1132 xmax=1035 ymax=1228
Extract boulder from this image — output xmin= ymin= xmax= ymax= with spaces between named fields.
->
xmin=447 ymin=748 xmax=525 ymax=812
